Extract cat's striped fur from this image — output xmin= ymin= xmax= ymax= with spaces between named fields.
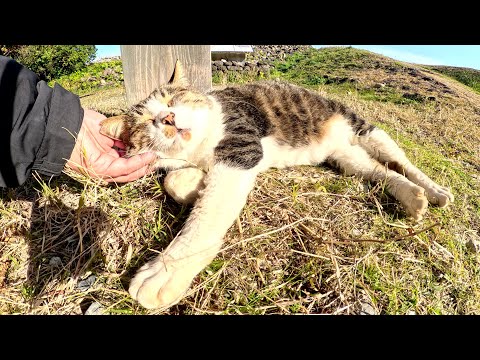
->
xmin=100 ymin=61 xmax=454 ymax=309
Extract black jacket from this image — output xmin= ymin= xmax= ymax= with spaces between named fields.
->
xmin=0 ymin=55 xmax=83 ymax=187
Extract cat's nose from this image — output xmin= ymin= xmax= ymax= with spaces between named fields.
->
xmin=156 ymin=111 xmax=176 ymax=126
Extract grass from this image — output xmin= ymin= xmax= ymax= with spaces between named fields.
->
xmin=1 ymin=47 xmax=480 ymax=314
xmin=424 ymin=65 xmax=480 ymax=94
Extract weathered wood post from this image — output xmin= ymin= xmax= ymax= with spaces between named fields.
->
xmin=120 ymin=45 xmax=212 ymax=107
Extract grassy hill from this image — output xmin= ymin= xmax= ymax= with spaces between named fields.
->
xmin=423 ymin=65 xmax=480 ymax=94
xmin=1 ymin=46 xmax=479 ymax=315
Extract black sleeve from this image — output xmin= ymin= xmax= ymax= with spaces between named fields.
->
xmin=0 ymin=55 xmax=84 ymax=188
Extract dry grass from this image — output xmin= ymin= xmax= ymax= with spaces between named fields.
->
xmin=80 ymin=87 xmax=129 ymax=116
xmin=1 ymin=53 xmax=479 ymax=315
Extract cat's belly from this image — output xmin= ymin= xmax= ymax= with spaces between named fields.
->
xmin=258 ymin=136 xmax=335 ymax=170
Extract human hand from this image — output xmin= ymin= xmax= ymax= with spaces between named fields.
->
xmin=66 ymin=109 xmax=157 ymax=183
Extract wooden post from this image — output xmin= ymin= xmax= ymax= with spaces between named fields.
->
xmin=120 ymin=45 xmax=212 ymax=106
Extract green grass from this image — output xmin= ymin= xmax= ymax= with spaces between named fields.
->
xmin=216 ymin=47 xmax=430 ymax=106
xmin=378 ymin=122 xmax=480 ymax=216
xmin=272 ymin=47 xmax=377 ymax=77
xmin=425 ymin=65 xmax=480 ymax=93
xmin=270 ymin=46 xmax=393 ymax=84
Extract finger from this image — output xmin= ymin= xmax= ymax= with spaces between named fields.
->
xmin=105 ymin=163 xmax=156 ymax=183
xmin=106 ymin=147 xmax=121 ymax=158
xmin=104 ymin=152 xmax=157 ymax=178
xmin=100 ymin=135 xmax=115 ymax=148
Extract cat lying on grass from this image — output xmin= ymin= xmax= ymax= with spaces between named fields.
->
xmin=100 ymin=61 xmax=454 ymax=310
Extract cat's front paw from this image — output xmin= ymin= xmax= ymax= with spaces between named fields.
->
xmin=128 ymin=256 xmax=199 ymax=309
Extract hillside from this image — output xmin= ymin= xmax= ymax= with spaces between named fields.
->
xmin=1 ymin=46 xmax=479 ymax=315
xmin=424 ymin=65 xmax=480 ymax=94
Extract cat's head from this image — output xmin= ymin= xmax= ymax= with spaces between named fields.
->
xmin=100 ymin=60 xmax=213 ymax=155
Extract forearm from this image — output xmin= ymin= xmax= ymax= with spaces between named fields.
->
xmin=0 ymin=55 xmax=83 ymax=187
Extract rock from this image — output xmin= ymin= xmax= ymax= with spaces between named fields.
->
xmin=406 ymin=310 xmax=416 ymax=315
xmin=212 ymin=45 xmax=312 ymax=75
xmin=357 ymin=292 xmax=378 ymax=315
xmin=102 ymin=68 xmax=115 ymax=76
xmin=352 ymin=229 xmax=362 ymax=237
xmin=402 ymin=92 xmax=425 ymax=102
xmin=358 ymin=300 xmax=377 ymax=315
xmin=466 ymin=239 xmax=480 ymax=253
xmin=336 ymin=77 xmax=350 ymax=84
xmin=84 ymin=301 xmax=104 ymax=315
xmin=422 ymin=76 xmax=434 ymax=82
xmin=93 ymin=56 xmax=121 ymax=63
xmin=76 ymin=274 xmax=97 ymax=291
xmin=49 ymin=256 xmax=62 ymax=267
xmin=385 ymin=66 xmax=399 ymax=73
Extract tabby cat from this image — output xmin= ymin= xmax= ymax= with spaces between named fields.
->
xmin=100 ymin=61 xmax=454 ymax=309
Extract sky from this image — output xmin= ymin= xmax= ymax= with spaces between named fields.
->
xmin=96 ymin=45 xmax=480 ymax=70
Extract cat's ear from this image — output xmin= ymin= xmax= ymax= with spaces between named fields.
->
xmin=170 ymin=60 xmax=189 ymax=87
xmin=99 ymin=115 xmax=129 ymax=141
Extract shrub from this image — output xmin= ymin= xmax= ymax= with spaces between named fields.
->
xmin=13 ymin=45 xmax=96 ymax=81
xmin=0 ymin=45 xmax=24 ymax=58
xmin=50 ymin=59 xmax=124 ymax=95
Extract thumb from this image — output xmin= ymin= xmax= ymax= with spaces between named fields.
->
xmin=137 ymin=152 xmax=157 ymax=164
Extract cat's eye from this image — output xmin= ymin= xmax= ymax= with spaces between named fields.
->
xmin=167 ymin=100 xmax=174 ymax=107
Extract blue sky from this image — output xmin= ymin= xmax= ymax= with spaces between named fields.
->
xmin=96 ymin=45 xmax=480 ymax=70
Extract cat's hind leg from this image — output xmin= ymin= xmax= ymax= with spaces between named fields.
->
xmin=163 ymin=167 xmax=206 ymax=205
xmin=356 ymin=127 xmax=454 ymax=208
xmin=328 ymin=144 xmax=429 ymax=221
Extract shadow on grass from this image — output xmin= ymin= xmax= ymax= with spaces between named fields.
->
xmin=20 ymin=176 xmax=109 ymax=310
xmin=1 ymin=171 xmax=193 ymax=313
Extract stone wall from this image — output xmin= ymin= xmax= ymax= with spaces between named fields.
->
xmin=211 ymin=45 xmax=312 ymax=74
xmin=95 ymin=46 xmax=313 ymax=78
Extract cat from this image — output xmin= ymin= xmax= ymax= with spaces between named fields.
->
xmin=100 ymin=60 xmax=454 ymax=310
